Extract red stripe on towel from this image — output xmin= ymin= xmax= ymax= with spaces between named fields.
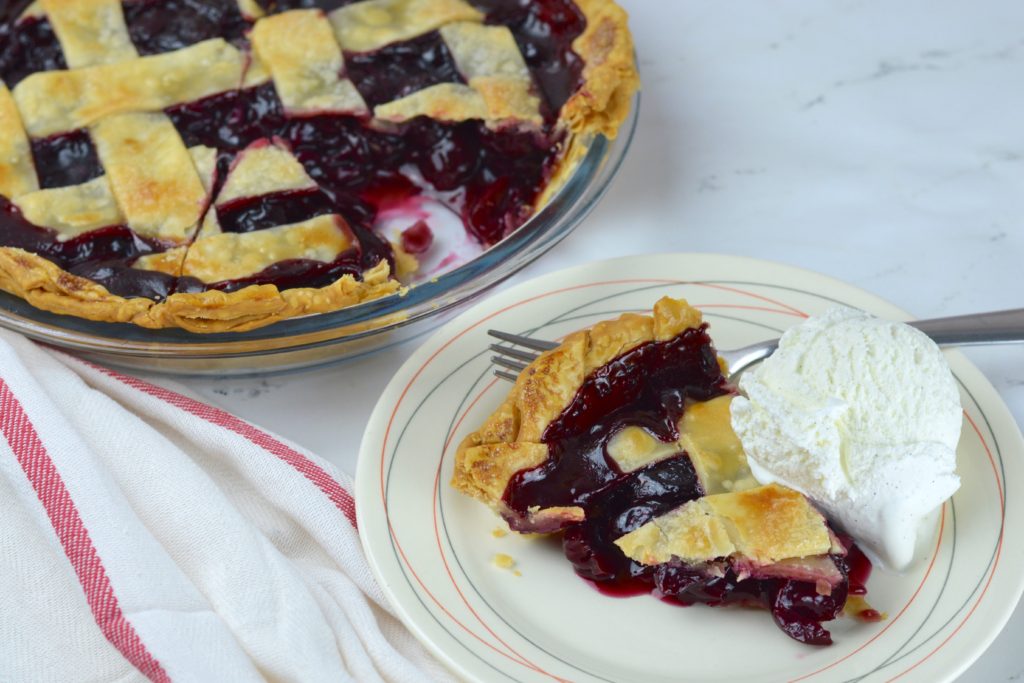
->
xmin=92 ymin=366 xmax=358 ymax=529
xmin=0 ymin=379 xmax=171 ymax=683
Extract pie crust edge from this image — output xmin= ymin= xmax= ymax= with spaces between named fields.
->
xmin=0 ymin=247 xmax=402 ymax=333
xmin=564 ymin=0 xmax=640 ymax=139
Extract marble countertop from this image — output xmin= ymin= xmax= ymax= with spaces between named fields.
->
xmin=160 ymin=1 xmax=1024 ymax=679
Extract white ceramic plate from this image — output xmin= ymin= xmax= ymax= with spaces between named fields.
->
xmin=357 ymin=254 xmax=1024 ymax=683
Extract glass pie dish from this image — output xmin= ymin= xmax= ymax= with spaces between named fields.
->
xmin=0 ymin=96 xmax=637 ymax=376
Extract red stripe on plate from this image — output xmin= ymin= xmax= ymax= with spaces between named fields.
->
xmin=0 ymin=379 xmax=171 ymax=683
xmin=884 ymin=412 xmax=1005 ymax=681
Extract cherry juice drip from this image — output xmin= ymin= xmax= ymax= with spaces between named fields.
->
xmin=845 ymin=540 xmax=874 ymax=596
xmin=501 ymin=327 xmax=869 ymax=645
xmin=0 ymin=0 xmax=588 ymax=303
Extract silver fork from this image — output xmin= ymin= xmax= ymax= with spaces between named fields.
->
xmin=488 ymin=308 xmax=1024 ymax=382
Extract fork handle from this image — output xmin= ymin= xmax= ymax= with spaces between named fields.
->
xmin=909 ymin=308 xmax=1024 ymax=346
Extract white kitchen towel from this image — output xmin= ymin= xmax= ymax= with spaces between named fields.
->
xmin=0 ymin=329 xmax=451 ymax=683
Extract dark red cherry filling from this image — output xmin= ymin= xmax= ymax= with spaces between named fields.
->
xmin=209 ymin=250 xmax=363 ymax=293
xmin=70 ymin=260 xmax=190 ymax=302
xmin=470 ymin=0 xmax=586 ymax=119
xmin=31 ymin=131 xmax=104 ymax=190
xmin=216 ymin=189 xmax=338 ymax=234
xmin=562 ymin=454 xmax=704 ymax=583
xmin=400 ymin=220 xmax=434 ymax=255
xmin=0 ymin=0 xmax=590 ymax=309
xmin=171 ymin=97 xmax=562 ymax=245
xmin=0 ymin=14 xmax=67 ymax=88
xmin=0 ymin=197 xmax=182 ymax=301
xmin=504 ymin=326 xmax=729 ymax=518
xmin=501 ymin=325 xmax=873 ymax=645
xmin=166 ymin=85 xmax=288 ymax=153
xmin=653 ymin=557 xmax=850 ymax=646
xmin=345 ymin=31 xmax=465 ymax=109
xmin=124 ymin=0 xmax=250 ymax=54
xmin=845 ymin=541 xmax=873 ymax=596
xmin=256 ymin=0 xmax=355 ymax=12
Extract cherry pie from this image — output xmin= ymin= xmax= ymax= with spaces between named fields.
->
xmin=0 ymin=0 xmax=638 ymax=331
xmin=453 ymin=298 xmax=877 ymax=645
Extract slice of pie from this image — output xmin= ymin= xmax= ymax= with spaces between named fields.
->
xmin=453 ymin=297 xmax=876 ymax=645
xmin=0 ymin=0 xmax=639 ymax=332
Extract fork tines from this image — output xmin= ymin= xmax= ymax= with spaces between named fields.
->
xmin=490 ymin=353 xmax=529 ymax=373
xmin=487 ymin=329 xmax=559 ymax=382
xmin=488 ymin=330 xmax=559 ymax=351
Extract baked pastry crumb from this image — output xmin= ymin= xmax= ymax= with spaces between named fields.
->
xmin=492 ymin=553 xmax=517 ymax=571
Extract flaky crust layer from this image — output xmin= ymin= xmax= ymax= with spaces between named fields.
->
xmin=452 ymin=297 xmax=703 ymax=520
xmin=615 ymin=483 xmax=834 ymax=567
xmin=0 ymin=247 xmax=402 ymax=333
xmin=563 ymin=0 xmax=640 ymax=139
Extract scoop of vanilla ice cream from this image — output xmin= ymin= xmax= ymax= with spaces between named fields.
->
xmin=730 ymin=306 xmax=962 ymax=571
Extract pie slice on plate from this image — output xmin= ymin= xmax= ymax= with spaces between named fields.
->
xmin=453 ymin=297 xmax=876 ymax=645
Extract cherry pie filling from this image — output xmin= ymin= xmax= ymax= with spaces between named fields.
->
xmin=0 ymin=0 xmax=587 ymax=305
xmin=500 ymin=325 xmax=875 ymax=645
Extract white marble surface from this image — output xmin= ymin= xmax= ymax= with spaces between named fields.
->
xmin=159 ymin=1 xmax=1024 ymax=679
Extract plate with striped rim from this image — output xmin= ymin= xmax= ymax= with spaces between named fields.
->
xmin=356 ymin=253 xmax=1023 ymax=683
